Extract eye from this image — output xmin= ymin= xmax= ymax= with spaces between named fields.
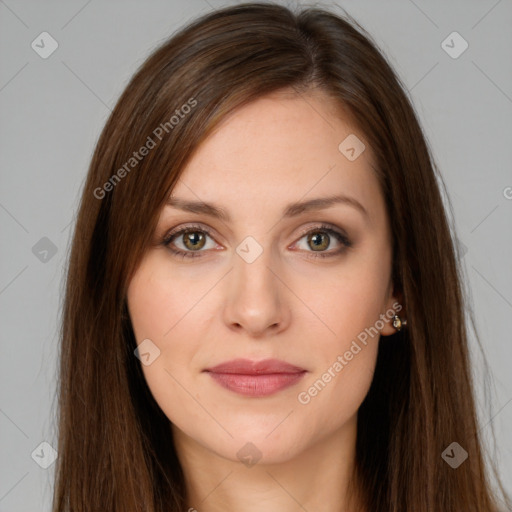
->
xmin=162 ymin=224 xmax=218 ymax=259
xmin=291 ymin=223 xmax=353 ymax=259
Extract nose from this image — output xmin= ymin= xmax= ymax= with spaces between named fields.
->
xmin=222 ymin=248 xmax=291 ymax=338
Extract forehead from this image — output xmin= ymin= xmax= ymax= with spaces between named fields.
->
xmin=169 ymin=89 xmax=383 ymax=225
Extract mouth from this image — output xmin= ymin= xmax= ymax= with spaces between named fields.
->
xmin=203 ymin=358 xmax=307 ymax=397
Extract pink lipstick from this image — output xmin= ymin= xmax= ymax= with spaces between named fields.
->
xmin=204 ymin=358 xmax=307 ymax=397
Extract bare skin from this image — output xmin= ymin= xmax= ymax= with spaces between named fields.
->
xmin=126 ymin=87 xmax=403 ymax=512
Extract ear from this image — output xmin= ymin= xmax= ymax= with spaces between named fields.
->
xmin=380 ymin=288 xmax=406 ymax=337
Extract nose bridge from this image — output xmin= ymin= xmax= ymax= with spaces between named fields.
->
xmin=236 ymin=240 xmax=276 ymax=293
xmin=223 ymin=235 xmax=287 ymax=334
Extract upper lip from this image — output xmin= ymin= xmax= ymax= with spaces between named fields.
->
xmin=204 ymin=358 xmax=306 ymax=375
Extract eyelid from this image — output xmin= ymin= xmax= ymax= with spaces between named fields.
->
xmin=291 ymin=221 xmax=350 ymax=242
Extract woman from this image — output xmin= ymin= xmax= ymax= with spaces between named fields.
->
xmin=52 ymin=2 xmax=511 ymax=511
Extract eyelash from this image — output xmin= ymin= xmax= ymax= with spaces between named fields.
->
xmin=161 ymin=223 xmax=353 ymax=260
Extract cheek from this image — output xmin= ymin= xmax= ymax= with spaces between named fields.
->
xmin=126 ymin=258 xmax=205 ymax=428
xmin=295 ymin=281 xmax=384 ymax=434
xmin=314 ymin=249 xmax=391 ymax=348
xmin=127 ymin=266 xmax=198 ymax=385
xmin=127 ymin=273 xmax=171 ymax=342
xmin=293 ymin=245 xmax=390 ymax=420
xmin=126 ymin=252 xmax=204 ymax=342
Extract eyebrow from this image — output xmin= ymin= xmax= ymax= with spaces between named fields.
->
xmin=166 ymin=194 xmax=369 ymax=223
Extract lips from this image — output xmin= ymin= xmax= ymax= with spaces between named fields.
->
xmin=203 ymin=358 xmax=307 ymax=397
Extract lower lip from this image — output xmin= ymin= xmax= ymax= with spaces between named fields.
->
xmin=206 ymin=371 xmax=306 ymax=397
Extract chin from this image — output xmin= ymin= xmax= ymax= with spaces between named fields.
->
xmin=224 ymin=437 xmax=304 ymax=467
xmin=205 ymin=424 xmax=311 ymax=467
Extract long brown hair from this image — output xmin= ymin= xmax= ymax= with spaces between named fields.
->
xmin=52 ymin=3 xmax=511 ymax=511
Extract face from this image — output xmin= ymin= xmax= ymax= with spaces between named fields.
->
xmin=126 ymin=88 xmax=399 ymax=465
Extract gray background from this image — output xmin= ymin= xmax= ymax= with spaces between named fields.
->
xmin=0 ymin=0 xmax=511 ymax=510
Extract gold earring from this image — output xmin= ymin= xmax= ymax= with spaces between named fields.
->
xmin=392 ymin=314 xmax=407 ymax=331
